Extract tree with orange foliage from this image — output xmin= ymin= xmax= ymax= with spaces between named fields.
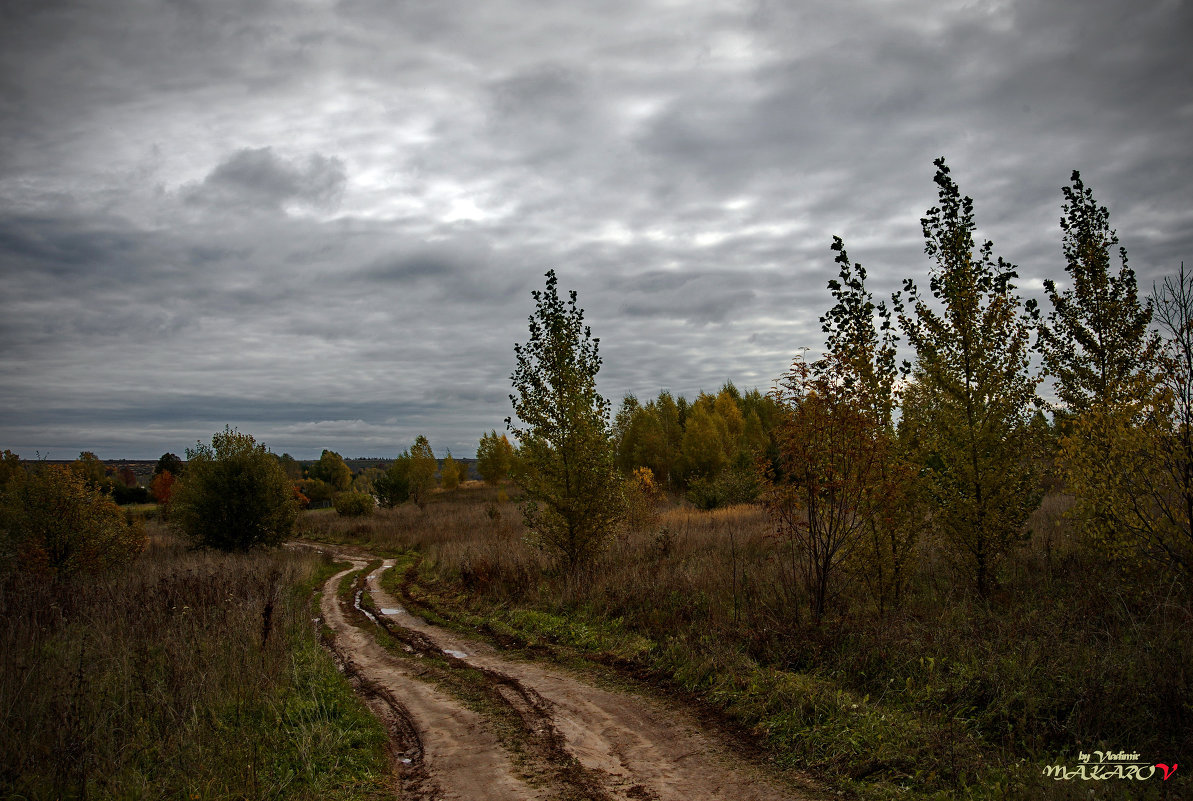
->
xmin=150 ymin=469 xmax=177 ymax=506
xmin=766 ymin=358 xmax=884 ymax=623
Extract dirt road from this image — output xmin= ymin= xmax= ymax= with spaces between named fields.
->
xmin=317 ymin=549 xmax=816 ymax=800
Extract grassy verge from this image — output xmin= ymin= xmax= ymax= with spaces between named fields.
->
xmin=0 ymin=527 xmax=392 ymax=800
xmin=379 ymin=550 xmax=971 ymax=798
xmin=386 ymin=552 xmax=1187 ymax=800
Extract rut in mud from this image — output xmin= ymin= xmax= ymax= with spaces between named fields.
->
xmin=320 ymin=559 xmax=553 ymax=800
xmin=316 ymin=547 xmax=817 ymax=801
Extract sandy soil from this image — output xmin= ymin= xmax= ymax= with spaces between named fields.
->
xmin=317 ymin=548 xmax=817 ymax=800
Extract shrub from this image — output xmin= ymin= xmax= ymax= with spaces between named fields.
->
xmin=0 ymin=465 xmax=144 ymax=576
xmin=296 ymin=478 xmax=335 ymax=507
xmin=111 ymin=483 xmax=150 ymax=505
xmin=171 ymin=428 xmax=298 ymax=551
xmin=685 ymin=464 xmax=758 ymax=510
xmin=624 ymin=467 xmax=663 ymax=531
xmin=373 ymin=458 xmax=411 ymax=508
xmin=333 ymin=491 xmax=375 ymax=517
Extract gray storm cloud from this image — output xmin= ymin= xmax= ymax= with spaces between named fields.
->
xmin=1 ymin=0 xmax=1190 ymax=458
xmin=184 ymin=148 xmax=348 ymax=213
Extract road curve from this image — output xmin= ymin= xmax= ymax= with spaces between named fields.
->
xmin=320 ymin=559 xmax=551 ymax=800
xmin=354 ymin=556 xmax=816 ymax=801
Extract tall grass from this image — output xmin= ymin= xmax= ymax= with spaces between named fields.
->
xmin=303 ymin=483 xmax=1191 ymax=799
xmin=0 ymin=525 xmax=390 ymax=800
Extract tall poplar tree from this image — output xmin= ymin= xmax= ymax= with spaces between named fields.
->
xmin=1038 ymin=172 xmax=1161 ymax=553
xmin=897 ymin=158 xmax=1041 ymax=596
xmin=1038 ymin=171 xmax=1158 ymax=415
xmin=508 ymin=270 xmax=623 ymax=576
xmin=818 ymin=236 xmax=900 ymax=428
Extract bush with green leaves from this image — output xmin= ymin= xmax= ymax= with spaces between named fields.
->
xmin=373 ymin=458 xmax=410 ymax=508
xmin=333 ymin=491 xmax=375 ymax=517
xmin=171 ymin=428 xmax=298 ymax=551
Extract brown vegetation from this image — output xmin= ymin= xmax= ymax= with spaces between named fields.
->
xmin=0 ymin=524 xmax=390 ymax=800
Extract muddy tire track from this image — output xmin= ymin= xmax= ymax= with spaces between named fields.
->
xmin=348 ymin=570 xmax=618 ymax=801
xmin=318 ymin=560 xmax=553 ymax=800
xmin=354 ymin=557 xmax=817 ymax=801
xmin=322 ymin=635 xmax=430 ymax=794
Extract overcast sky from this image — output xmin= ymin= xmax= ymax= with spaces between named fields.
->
xmin=2 ymin=0 xmax=1191 ymax=459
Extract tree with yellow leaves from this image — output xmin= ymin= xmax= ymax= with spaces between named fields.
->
xmin=896 ymin=158 xmax=1042 ymax=597
xmin=1065 ymin=264 xmax=1193 ymax=581
xmin=1038 ymin=172 xmax=1163 ymax=562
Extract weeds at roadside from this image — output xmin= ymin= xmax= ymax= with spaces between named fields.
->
xmin=0 ymin=525 xmax=392 ymax=800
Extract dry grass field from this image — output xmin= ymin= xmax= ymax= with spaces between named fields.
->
xmin=0 ymin=526 xmax=391 ymax=800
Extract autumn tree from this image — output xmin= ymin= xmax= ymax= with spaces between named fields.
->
xmin=623 ymin=466 xmax=663 ymax=532
xmin=679 ymin=401 xmax=729 ymax=482
xmin=0 ymin=449 xmax=23 ymax=489
xmin=352 ymin=467 xmax=383 ymax=495
xmin=766 ymin=236 xmax=915 ymax=621
xmin=896 ymin=158 xmax=1042 ymax=596
xmin=613 ymin=394 xmax=641 ymax=457
xmin=1065 ymin=264 xmax=1193 ymax=580
xmin=818 ymin=238 xmax=901 ymax=425
xmin=615 ymin=393 xmax=682 ymax=488
xmin=408 ymin=435 xmax=437 ymax=509
xmin=440 ymin=450 xmax=463 ymax=490
xmin=476 ymin=430 xmax=515 ymax=485
xmin=277 ymin=452 xmax=302 ymax=480
xmin=1037 ymin=173 xmax=1162 ymax=555
xmin=739 ymin=389 xmax=777 ymax=459
xmin=308 ymin=449 xmax=352 ymax=492
xmin=150 ymin=469 xmax=177 ymax=507
xmin=767 ymin=359 xmax=883 ymax=623
xmin=171 ymin=428 xmax=298 ymax=551
xmin=1146 ymin=264 xmax=1193 ymax=580
xmin=1038 ymin=171 xmax=1159 ymax=416
xmin=296 ymin=478 xmax=335 ymax=506
xmin=823 ymin=237 xmax=922 ymax=614
xmin=70 ymin=451 xmax=108 ymax=490
xmin=154 ymin=452 xmax=184 ymax=478
xmin=508 ymin=270 xmax=624 ymax=576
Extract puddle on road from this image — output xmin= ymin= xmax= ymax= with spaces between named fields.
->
xmin=379 ymin=607 xmax=406 ymax=616
xmin=353 ymin=589 xmax=380 ymax=626
xmin=443 ymin=649 xmax=468 ymax=660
